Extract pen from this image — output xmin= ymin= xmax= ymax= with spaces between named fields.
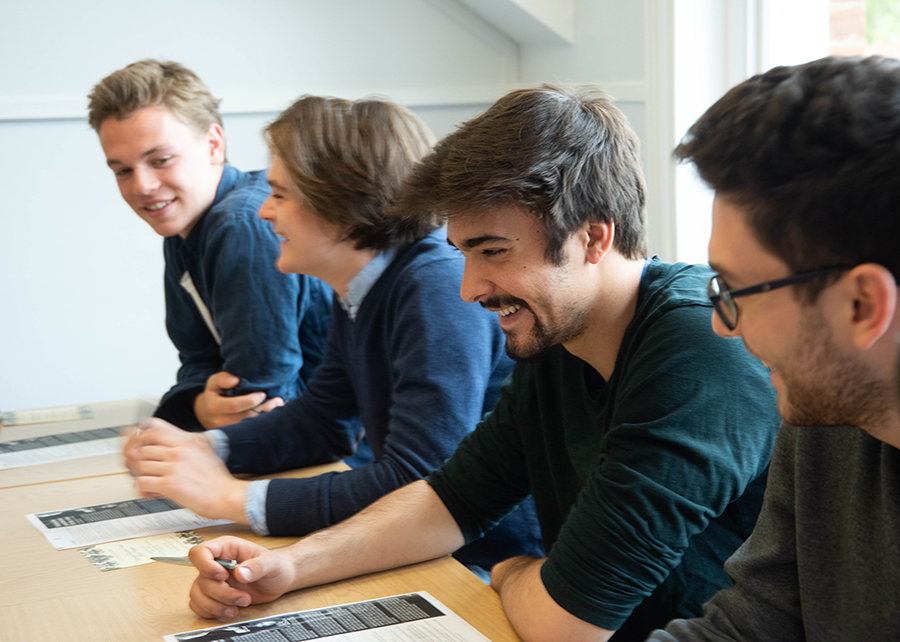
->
xmin=150 ymin=556 xmax=238 ymax=570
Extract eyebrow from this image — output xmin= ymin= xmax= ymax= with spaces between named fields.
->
xmin=447 ymin=234 xmax=511 ymax=251
xmin=106 ymin=145 xmax=169 ymax=167
xmin=708 ymin=261 xmax=743 ymax=285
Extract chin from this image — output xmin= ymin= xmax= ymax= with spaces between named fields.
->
xmin=276 ymin=257 xmax=299 ymax=275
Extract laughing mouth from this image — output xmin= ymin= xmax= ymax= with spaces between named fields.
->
xmin=145 ymin=199 xmax=174 ymax=211
xmin=480 ymin=296 xmax=529 ymax=317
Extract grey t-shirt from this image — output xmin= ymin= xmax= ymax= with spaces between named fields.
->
xmin=650 ymin=422 xmax=900 ymax=641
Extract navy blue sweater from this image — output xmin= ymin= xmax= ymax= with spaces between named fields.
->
xmin=221 ymin=230 xmax=544 ymax=568
xmin=156 ymin=165 xmax=333 ymax=431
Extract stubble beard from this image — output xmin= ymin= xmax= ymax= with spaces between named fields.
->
xmin=778 ymin=313 xmax=893 ymax=432
xmin=504 ymin=303 xmax=592 ymax=364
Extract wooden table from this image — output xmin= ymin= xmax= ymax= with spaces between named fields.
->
xmin=0 ymin=398 xmax=157 ymax=489
xmin=0 ymin=465 xmax=522 ymax=641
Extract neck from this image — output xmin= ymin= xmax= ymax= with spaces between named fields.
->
xmin=323 ymin=246 xmax=380 ymax=298
xmin=860 ymin=323 xmax=900 ymax=449
xmin=179 ymin=164 xmax=226 ymax=239
xmin=863 ymin=405 xmax=900 ymax=449
xmin=564 ymin=255 xmax=646 ymax=380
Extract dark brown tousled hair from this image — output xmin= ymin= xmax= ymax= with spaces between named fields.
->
xmin=393 ymin=84 xmax=648 ymax=265
xmin=87 ymin=59 xmax=222 ymax=134
xmin=676 ymin=56 xmax=900 ymax=300
xmin=266 ymin=96 xmax=439 ymax=252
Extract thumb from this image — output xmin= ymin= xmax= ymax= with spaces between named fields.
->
xmin=208 ymin=371 xmax=241 ymax=392
xmin=235 ymin=555 xmax=274 ymax=583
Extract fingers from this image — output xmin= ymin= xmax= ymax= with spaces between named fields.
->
xmin=187 ymin=538 xmax=294 ymax=615
xmin=131 ymin=420 xmax=191 ymax=448
xmin=190 ymin=580 xmax=247 ymax=619
xmin=205 ymin=371 xmax=241 ymax=394
xmin=190 ymin=539 xmax=244 ymax=579
xmin=189 ymin=540 xmax=252 ymax=618
xmin=123 ymin=419 xmax=189 ymax=473
xmin=197 ymin=389 xmax=267 ymax=420
xmin=254 ymin=397 xmax=284 ymax=414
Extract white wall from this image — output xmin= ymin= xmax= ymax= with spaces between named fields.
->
xmin=0 ymin=0 xmax=648 ymax=411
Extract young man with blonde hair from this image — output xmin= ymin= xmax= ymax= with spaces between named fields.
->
xmin=89 ymin=60 xmax=332 ymax=431
xmin=125 ymin=95 xmax=542 ymax=572
xmin=181 ymin=85 xmax=780 ymax=642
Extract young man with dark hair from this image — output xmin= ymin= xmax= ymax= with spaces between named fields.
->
xmin=648 ymin=55 xmax=900 ymax=641
xmin=125 ymin=95 xmax=542 ymax=572
xmin=89 ymin=60 xmax=333 ymax=431
xmin=181 ymin=85 xmax=780 ymax=642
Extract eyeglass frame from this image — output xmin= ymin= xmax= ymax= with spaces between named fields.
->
xmin=707 ymin=265 xmax=852 ymax=331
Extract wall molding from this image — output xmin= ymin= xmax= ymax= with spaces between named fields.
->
xmin=0 ymin=81 xmax=646 ymax=122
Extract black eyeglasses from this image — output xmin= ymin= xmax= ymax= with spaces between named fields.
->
xmin=707 ymin=265 xmax=851 ymax=331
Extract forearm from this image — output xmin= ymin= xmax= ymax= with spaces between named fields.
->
xmin=491 ymin=557 xmax=615 ymax=642
xmin=279 ymin=480 xmax=465 ymax=591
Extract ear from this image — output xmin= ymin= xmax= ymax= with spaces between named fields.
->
xmin=584 ymin=220 xmax=615 ymax=265
xmin=844 ymin=263 xmax=898 ymax=350
xmin=207 ymin=123 xmax=226 ymax=165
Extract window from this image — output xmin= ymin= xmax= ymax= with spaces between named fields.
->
xmin=830 ymin=0 xmax=900 ymax=58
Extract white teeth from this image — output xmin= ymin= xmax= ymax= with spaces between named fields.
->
xmin=146 ymin=200 xmax=172 ymax=211
xmin=498 ymin=304 xmax=521 ymax=317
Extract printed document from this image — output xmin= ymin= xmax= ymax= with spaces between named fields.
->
xmin=27 ymin=497 xmax=232 ymax=550
xmin=163 ymin=592 xmax=492 ymax=642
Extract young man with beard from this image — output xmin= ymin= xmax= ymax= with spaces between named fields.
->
xmin=89 ymin=60 xmax=332 ymax=431
xmin=183 ymin=85 xmax=780 ymax=642
xmin=124 ymin=95 xmax=541 ymax=573
xmin=649 ymin=56 xmax=900 ymax=641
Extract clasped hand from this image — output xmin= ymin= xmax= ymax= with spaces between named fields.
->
xmin=188 ymin=537 xmax=298 ymax=619
xmin=194 ymin=371 xmax=285 ymax=430
xmin=123 ymin=417 xmax=249 ymax=523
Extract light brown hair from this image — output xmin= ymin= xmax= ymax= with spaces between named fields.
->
xmin=87 ymin=59 xmax=222 ymax=135
xmin=266 ymin=95 xmax=439 ymax=252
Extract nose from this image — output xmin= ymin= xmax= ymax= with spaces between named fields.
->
xmin=459 ymin=259 xmax=491 ymax=304
xmin=133 ymin=166 xmax=160 ymax=195
xmin=259 ymin=195 xmax=275 ymax=222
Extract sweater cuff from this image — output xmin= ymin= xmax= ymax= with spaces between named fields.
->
xmin=206 ymin=429 xmax=231 ymax=462
xmin=245 ymin=479 xmax=271 ymax=535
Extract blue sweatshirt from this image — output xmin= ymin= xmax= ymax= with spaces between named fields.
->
xmin=220 ymin=229 xmax=544 ymax=569
xmin=155 ymin=165 xmax=333 ymax=431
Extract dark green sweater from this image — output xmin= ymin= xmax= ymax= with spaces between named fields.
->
xmin=428 ymin=261 xmax=780 ymax=640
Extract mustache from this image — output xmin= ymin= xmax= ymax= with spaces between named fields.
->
xmin=480 ymin=296 xmax=530 ymax=311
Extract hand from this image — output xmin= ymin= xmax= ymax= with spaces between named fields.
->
xmin=188 ymin=537 xmax=298 ymax=619
xmin=126 ymin=418 xmax=249 ymax=522
xmin=194 ymin=371 xmax=285 ymax=430
xmin=123 ymin=417 xmax=197 ymax=475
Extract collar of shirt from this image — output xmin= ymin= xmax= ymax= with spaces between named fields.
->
xmin=339 ymin=248 xmax=396 ymax=320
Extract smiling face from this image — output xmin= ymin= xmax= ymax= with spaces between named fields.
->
xmin=258 ymin=156 xmax=346 ymax=278
xmin=708 ymin=194 xmax=884 ymax=427
xmin=447 ymin=206 xmax=593 ymax=362
xmin=98 ymin=105 xmax=225 ymax=238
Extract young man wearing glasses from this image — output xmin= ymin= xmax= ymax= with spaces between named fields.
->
xmin=184 ymin=85 xmax=781 ymax=642
xmin=650 ymin=56 xmax=900 ymax=641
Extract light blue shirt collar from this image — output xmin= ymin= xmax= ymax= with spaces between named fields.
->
xmin=339 ymin=249 xmax=396 ymax=320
